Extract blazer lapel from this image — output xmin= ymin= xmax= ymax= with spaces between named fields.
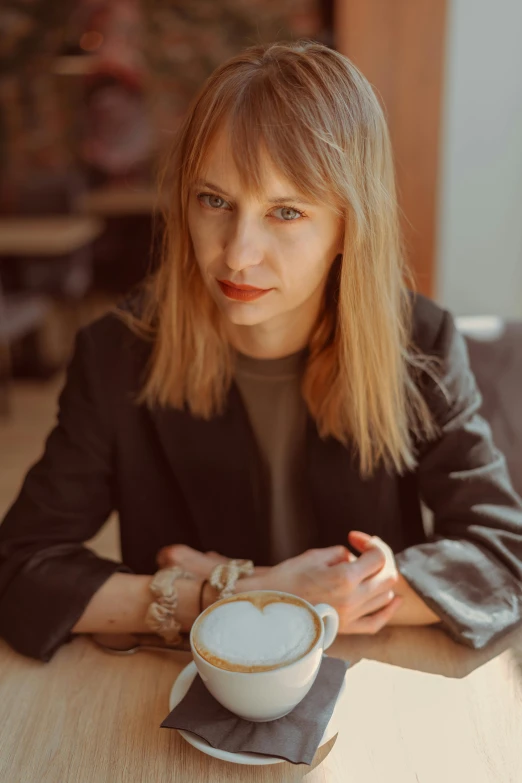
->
xmin=305 ymin=416 xmax=361 ymax=551
xmin=148 ymin=383 xmax=270 ymax=564
xmin=305 ymin=416 xmax=413 ymax=553
xmin=148 ymin=378 xmax=423 ymax=563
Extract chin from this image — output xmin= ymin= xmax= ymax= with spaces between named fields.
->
xmin=222 ymin=305 xmax=271 ymax=327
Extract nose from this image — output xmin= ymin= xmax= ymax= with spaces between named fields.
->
xmin=223 ymin=217 xmax=264 ymax=273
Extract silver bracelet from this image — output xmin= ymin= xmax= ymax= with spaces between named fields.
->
xmin=144 ymin=566 xmax=195 ymax=644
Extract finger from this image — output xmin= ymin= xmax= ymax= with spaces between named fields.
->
xmin=349 ymin=532 xmax=394 ymax=563
xmin=157 ymin=544 xmax=197 ymax=567
xmin=342 ymin=596 xmax=402 ymax=636
xmin=350 ymin=534 xmax=396 ymax=579
xmin=302 ymin=546 xmax=350 ymax=567
xmin=347 ymin=530 xmax=373 ymax=552
xmin=355 ymin=568 xmax=399 ymax=603
xmin=370 ymin=536 xmax=395 ymax=568
xmin=343 ymin=596 xmax=403 ymax=635
xmin=355 ymin=588 xmax=395 ymax=617
xmin=156 ymin=546 xmax=177 ymax=567
xmin=181 ymin=548 xmax=224 ymax=575
xmin=324 ymin=545 xmax=352 ymax=566
xmin=331 ymin=546 xmax=386 ymax=585
xmin=338 ymin=583 xmax=395 ymax=623
xmin=205 ymin=551 xmax=229 ymax=564
xmin=156 ymin=545 xmax=214 ymax=576
xmin=349 ymin=532 xmax=392 ymax=565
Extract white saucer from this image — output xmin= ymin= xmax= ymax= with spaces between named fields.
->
xmin=168 ymin=659 xmax=345 ymax=766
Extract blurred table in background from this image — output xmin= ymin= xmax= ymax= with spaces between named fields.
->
xmin=0 ymin=216 xmax=104 ymax=256
xmin=78 ymin=186 xmax=168 ymax=217
xmin=0 ymin=216 xmax=106 ymax=377
xmin=76 ymin=186 xmax=165 ymax=295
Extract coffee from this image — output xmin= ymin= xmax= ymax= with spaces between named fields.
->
xmin=192 ymin=591 xmax=321 ymax=673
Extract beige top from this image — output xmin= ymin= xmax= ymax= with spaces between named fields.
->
xmin=234 ymin=349 xmax=317 ymax=565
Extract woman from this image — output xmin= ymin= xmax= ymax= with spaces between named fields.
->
xmin=1 ymin=41 xmax=522 ymax=662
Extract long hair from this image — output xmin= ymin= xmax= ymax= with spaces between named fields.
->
xmin=118 ymin=40 xmax=439 ymax=477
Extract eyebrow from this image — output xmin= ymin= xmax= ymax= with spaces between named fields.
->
xmin=193 ymin=180 xmax=315 ymax=206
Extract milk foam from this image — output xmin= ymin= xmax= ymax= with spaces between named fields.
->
xmin=195 ymin=599 xmax=318 ymax=668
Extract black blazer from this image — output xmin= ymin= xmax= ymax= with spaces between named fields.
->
xmin=1 ymin=293 xmax=522 ymax=661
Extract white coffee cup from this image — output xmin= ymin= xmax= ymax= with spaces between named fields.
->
xmin=190 ymin=590 xmax=339 ymax=722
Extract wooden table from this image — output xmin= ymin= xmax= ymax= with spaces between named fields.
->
xmin=0 ymin=217 xmax=104 ymax=256
xmin=1 ymin=615 xmax=521 ymax=782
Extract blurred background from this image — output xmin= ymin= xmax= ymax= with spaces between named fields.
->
xmin=1 ymin=0 xmax=522 ymax=528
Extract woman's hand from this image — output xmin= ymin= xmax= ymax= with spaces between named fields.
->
xmin=155 ymin=544 xmax=270 ymax=578
xmin=156 ymin=534 xmax=402 ymax=634
xmin=343 ymin=530 xmax=402 ymax=633
xmin=258 ymin=534 xmax=402 ymax=635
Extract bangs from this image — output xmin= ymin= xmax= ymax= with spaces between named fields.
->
xmin=185 ymin=67 xmax=345 ymax=213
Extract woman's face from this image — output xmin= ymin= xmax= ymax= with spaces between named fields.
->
xmin=187 ymin=126 xmax=344 ymax=342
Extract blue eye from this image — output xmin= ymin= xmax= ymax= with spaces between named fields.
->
xmin=273 ymin=206 xmax=303 ymax=221
xmin=197 ymin=193 xmax=230 ymax=209
xmin=196 ymin=192 xmax=305 ymax=222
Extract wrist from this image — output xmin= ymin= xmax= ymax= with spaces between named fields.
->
xmin=177 ymin=574 xmax=266 ymax=632
xmin=387 ymin=573 xmax=441 ymax=626
xmin=176 ymin=578 xmax=207 ymax=632
xmin=235 ymin=572 xmax=267 ymax=593
xmin=201 ymin=580 xmax=220 ymax=610
xmin=72 ymin=573 xmax=153 ymax=635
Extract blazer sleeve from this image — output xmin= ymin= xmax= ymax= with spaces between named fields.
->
xmin=0 ymin=326 xmax=133 ymax=662
xmin=395 ymin=309 xmax=522 ymax=649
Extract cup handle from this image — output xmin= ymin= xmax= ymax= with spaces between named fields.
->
xmin=314 ymin=604 xmax=339 ymax=650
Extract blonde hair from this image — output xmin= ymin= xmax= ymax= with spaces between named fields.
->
xmin=119 ymin=40 xmax=439 ymax=477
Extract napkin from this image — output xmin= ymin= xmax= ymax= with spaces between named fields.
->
xmin=161 ymin=655 xmax=349 ymax=765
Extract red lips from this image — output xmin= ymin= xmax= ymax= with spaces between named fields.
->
xmin=218 ymin=279 xmax=268 ymax=292
xmin=217 ymin=279 xmax=272 ymax=302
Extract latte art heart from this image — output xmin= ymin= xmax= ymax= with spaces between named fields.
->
xmin=194 ymin=596 xmax=321 ymax=672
